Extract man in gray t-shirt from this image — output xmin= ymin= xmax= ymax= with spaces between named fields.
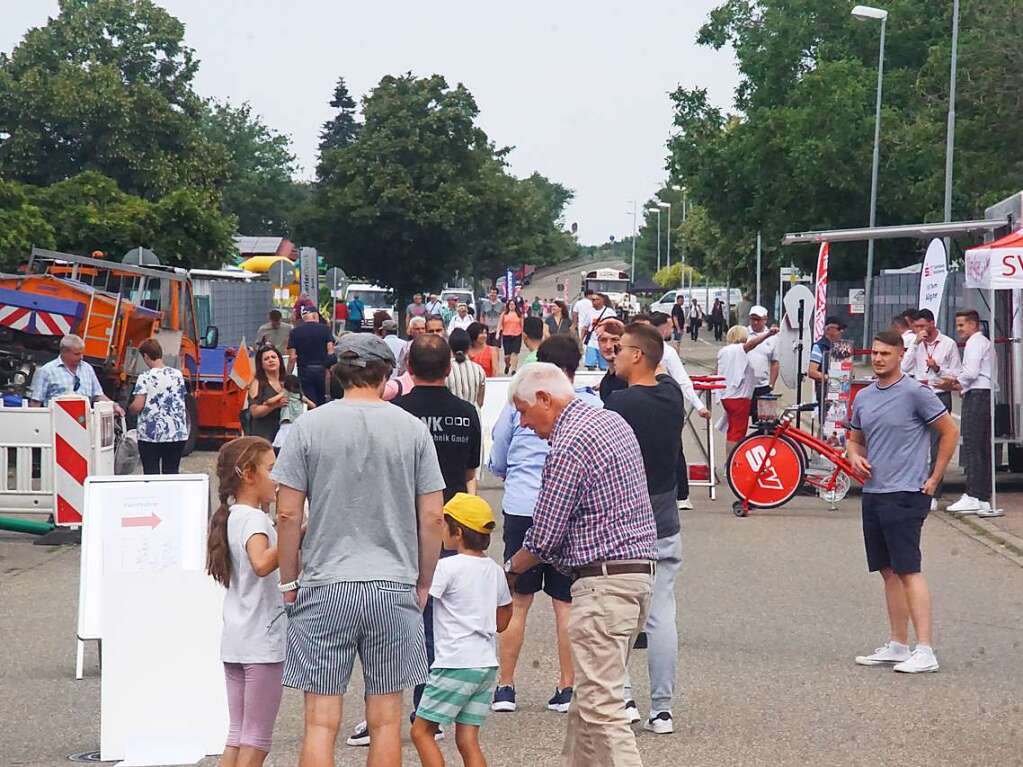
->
xmin=273 ymin=332 xmax=445 ymax=763
xmin=847 ymin=331 xmax=958 ymax=675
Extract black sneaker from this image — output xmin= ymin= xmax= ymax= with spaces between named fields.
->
xmin=491 ymin=685 xmax=517 ymax=712
xmin=346 ymin=720 xmax=370 ymax=747
xmin=643 ymin=711 xmax=674 ymax=734
xmin=547 ymin=686 xmax=573 ymax=713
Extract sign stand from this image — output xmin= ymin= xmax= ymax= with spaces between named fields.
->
xmin=77 ymin=474 xmax=227 ymax=765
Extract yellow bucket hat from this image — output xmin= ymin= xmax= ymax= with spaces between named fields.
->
xmin=444 ymin=493 xmax=496 ymax=534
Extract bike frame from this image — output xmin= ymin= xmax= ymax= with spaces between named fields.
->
xmin=738 ymin=411 xmax=868 ymax=511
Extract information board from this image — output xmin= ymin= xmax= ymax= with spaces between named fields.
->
xmin=300 ymin=246 xmax=320 ymax=298
xmin=76 ymin=474 xmax=227 ymax=765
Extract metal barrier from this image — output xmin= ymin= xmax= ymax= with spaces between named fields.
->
xmin=0 ymin=397 xmax=115 ymax=521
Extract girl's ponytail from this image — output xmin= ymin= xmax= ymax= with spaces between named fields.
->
xmin=206 ymin=436 xmax=273 ymax=588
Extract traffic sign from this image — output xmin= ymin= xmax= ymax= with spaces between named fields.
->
xmin=325 ymin=266 xmax=348 ymax=297
xmin=299 ymin=247 xmax=319 ymax=297
xmin=122 ymin=247 xmax=160 ymax=266
xmin=268 ymin=260 xmax=295 ymax=287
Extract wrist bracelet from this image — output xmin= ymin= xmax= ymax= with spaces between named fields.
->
xmin=278 ymin=580 xmax=299 ymax=592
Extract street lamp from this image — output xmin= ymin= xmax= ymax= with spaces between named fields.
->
xmin=646 ymin=207 xmax=662 ymax=271
xmin=626 ymin=201 xmax=638 ymax=278
xmin=656 ymin=201 xmax=671 ymax=268
xmin=672 ymin=185 xmax=687 ymax=289
xmin=852 ymin=3 xmax=888 ymax=348
xmin=943 ymin=0 xmax=960 ymax=241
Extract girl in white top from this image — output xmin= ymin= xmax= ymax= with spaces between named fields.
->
xmin=716 ymin=325 xmax=779 ymax=452
xmin=206 ymin=436 xmax=285 ymax=765
xmin=447 ymin=328 xmax=486 ymax=407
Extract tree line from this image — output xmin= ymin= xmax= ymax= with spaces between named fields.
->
xmin=0 ymin=0 xmax=578 ymax=293
xmin=629 ymin=0 xmax=1023 ymax=291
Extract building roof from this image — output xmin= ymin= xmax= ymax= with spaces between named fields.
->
xmin=233 ymin=236 xmax=297 ymax=260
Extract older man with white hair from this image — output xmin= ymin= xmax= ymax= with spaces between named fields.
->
xmin=503 ymin=362 xmax=656 ymax=767
xmin=29 ymin=334 xmax=123 ymax=415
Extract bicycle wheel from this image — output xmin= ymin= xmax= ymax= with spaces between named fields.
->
xmin=726 ymin=434 xmax=806 ymax=509
xmin=819 ymin=470 xmax=852 ymax=504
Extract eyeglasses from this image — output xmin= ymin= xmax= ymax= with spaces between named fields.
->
xmin=620 ymin=344 xmax=645 ymax=354
xmin=73 ymin=375 xmax=81 ymax=392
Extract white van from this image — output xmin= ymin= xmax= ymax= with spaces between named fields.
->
xmin=649 ymin=287 xmax=742 ymax=316
xmin=344 ymin=283 xmax=395 ymax=330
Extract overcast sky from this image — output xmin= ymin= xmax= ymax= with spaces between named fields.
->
xmin=3 ymin=1 xmax=739 ymax=245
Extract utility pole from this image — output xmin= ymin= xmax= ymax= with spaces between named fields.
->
xmin=942 ymin=0 xmax=960 ymax=264
xmin=756 ymin=230 xmax=762 ymax=307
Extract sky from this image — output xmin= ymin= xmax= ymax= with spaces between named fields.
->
xmin=2 ymin=1 xmax=739 ymax=245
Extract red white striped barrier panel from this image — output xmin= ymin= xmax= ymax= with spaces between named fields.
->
xmin=53 ymin=396 xmax=90 ymax=526
xmin=0 ymin=305 xmax=74 ymax=335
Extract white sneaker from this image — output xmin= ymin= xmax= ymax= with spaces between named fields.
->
xmin=893 ymin=646 xmax=939 ymax=673
xmin=977 ymin=503 xmax=1004 ymax=518
xmin=930 ymin=498 xmax=938 ymax=511
xmin=624 ymin=699 xmax=641 ymax=724
xmin=947 ymin=494 xmax=981 ymax=513
xmin=643 ymin=711 xmax=674 ymax=734
xmin=855 ymin=641 xmax=911 ymax=666
xmin=676 ymin=498 xmax=693 ymax=510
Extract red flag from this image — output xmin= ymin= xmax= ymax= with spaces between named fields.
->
xmin=813 ymin=242 xmax=829 ymax=341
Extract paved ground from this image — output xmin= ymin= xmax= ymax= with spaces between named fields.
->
xmin=2 ymin=335 xmax=1021 ymax=766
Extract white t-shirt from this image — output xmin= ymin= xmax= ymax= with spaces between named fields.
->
xmin=661 ymin=342 xmax=705 ymax=411
xmin=586 ymin=305 xmax=618 ymax=349
xmin=220 ymin=504 xmax=286 ymax=663
xmin=447 ymin=314 xmax=474 ymax=334
xmin=573 ymin=298 xmax=594 ymax=334
xmin=717 ymin=343 xmax=755 ymax=399
xmin=744 ymin=327 xmax=778 ymax=388
xmin=429 ymin=554 xmax=512 ymax=669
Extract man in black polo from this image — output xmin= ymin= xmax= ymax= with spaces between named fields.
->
xmin=603 ymin=322 xmax=685 ymax=734
xmin=286 ymin=307 xmax=335 ymax=406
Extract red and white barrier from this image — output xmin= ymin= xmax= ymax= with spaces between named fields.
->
xmin=52 ymin=396 xmax=91 ymax=526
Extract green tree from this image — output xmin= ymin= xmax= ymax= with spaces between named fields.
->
xmin=668 ymin=0 xmax=1023 ymax=288
xmin=0 ymin=0 xmax=227 ymax=199
xmin=318 ymin=77 xmax=361 ymax=163
xmin=29 ymin=171 xmax=235 ymax=269
xmin=308 ymin=74 xmax=505 ymax=320
xmin=0 ymin=179 xmax=56 ymax=271
xmin=201 ymin=100 xmax=301 ymax=235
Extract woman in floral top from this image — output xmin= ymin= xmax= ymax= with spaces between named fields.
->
xmin=128 ymin=338 xmax=190 ymax=474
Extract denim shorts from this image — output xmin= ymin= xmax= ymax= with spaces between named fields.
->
xmin=503 ymin=513 xmax=572 ymax=603
xmin=861 ymin=492 xmax=930 ymax=574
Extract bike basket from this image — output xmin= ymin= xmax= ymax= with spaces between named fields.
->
xmin=756 ymin=394 xmax=782 ymax=422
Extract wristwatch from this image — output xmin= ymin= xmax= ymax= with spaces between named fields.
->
xmin=278 ymin=580 xmax=299 ymax=593
xmin=504 ymin=560 xmax=520 ymax=576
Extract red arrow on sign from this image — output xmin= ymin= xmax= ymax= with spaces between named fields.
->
xmin=121 ymin=513 xmax=162 ymax=529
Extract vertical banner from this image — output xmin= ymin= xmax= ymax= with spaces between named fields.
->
xmin=918 ymin=238 xmax=948 ymax=317
xmin=504 ymin=267 xmax=515 ymax=300
xmin=813 ymin=242 xmax=830 ymax=341
xmin=822 ymin=339 xmax=854 ymax=448
xmin=299 ymin=247 xmax=319 ymax=299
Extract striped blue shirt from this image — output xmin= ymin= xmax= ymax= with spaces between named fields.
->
xmin=29 ymin=358 xmax=103 ymax=405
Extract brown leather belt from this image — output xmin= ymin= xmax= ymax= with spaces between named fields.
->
xmin=572 ymin=560 xmax=655 ymax=581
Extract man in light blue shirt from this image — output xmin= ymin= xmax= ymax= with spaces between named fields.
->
xmin=29 ymin=334 xmax=122 ymax=414
xmin=488 ymin=335 xmax=600 ymax=715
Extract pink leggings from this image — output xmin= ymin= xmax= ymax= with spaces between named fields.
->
xmin=224 ymin=662 xmax=284 ymax=752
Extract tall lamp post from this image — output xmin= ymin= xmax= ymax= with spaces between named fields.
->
xmin=647 ymin=207 xmax=662 ymax=272
xmin=626 ymin=200 xmax=638 ymax=278
xmin=656 ymin=201 xmax=672 ymax=268
xmin=672 ymin=185 xmax=687 ymax=288
xmin=943 ymin=0 xmax=960 ymax=250
xmin=852 ymin=4 xmax=888 ymax=348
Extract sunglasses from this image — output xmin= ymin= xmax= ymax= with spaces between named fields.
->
xmin=73 ymin=375 xmax=81 ymax=392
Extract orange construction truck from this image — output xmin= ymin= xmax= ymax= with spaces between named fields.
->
xmin=0 ymin=248 xmax=249 ymax=452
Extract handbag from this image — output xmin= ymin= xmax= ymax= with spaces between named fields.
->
xmin=114 ymin=418 xmax=140 ymax=475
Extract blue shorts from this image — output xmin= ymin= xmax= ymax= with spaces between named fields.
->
xmin=861 ymin=492 xmax=929 ymax=574
xmin=584 ymin=346 xmax=608 ymax=370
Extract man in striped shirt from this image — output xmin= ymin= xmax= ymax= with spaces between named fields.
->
xmin=504 ymin=363 xmax=656 ymax=767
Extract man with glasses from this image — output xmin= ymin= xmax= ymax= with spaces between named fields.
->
xmin=425 ymin=316 xmax=447 ymax=337
xmin=30 ymin=334 xmax=123 ymax=415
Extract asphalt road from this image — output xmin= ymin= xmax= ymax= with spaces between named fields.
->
xmin=3 ymin=338 xmax=1021 ymax=767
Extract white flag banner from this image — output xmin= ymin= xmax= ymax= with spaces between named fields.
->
xmin=918 ymin=238 xmax=948 ymax=318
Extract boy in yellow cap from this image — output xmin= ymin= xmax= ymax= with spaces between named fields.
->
xmin=410 ymin=493 xmax=513 ymax=766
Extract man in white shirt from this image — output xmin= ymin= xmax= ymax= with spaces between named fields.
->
xmin=572 ymin=290 xmax=595 ymax=343
xmin=903 ymin=308 xmax=961 ymax=507
xmin=745 ymin=305 xmax=779 ymax=424
xmin=936 ymin=310 xmax=1000 ymax=517
xmin=892 ymin=310 xmax=917 ymax=351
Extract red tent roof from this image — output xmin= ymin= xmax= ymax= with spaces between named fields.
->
xmin=971 ymin=228 xmax=1023 ymax=250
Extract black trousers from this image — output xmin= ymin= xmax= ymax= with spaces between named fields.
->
xmin=138 ymin=440 xmax=185 ymax=475
xmin=299 ymin=365 xmax=327 ymax=406
xmin=689 ymin=320 xmax=700 ymax=341
xmin=675 ymin=447 xmax=690 ymax=501
xmin=961 ymin=390 xmax=992 ymax=502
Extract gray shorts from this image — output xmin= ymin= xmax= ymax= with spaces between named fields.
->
xmin=283 ymin=581 xmax=429 ymax=696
